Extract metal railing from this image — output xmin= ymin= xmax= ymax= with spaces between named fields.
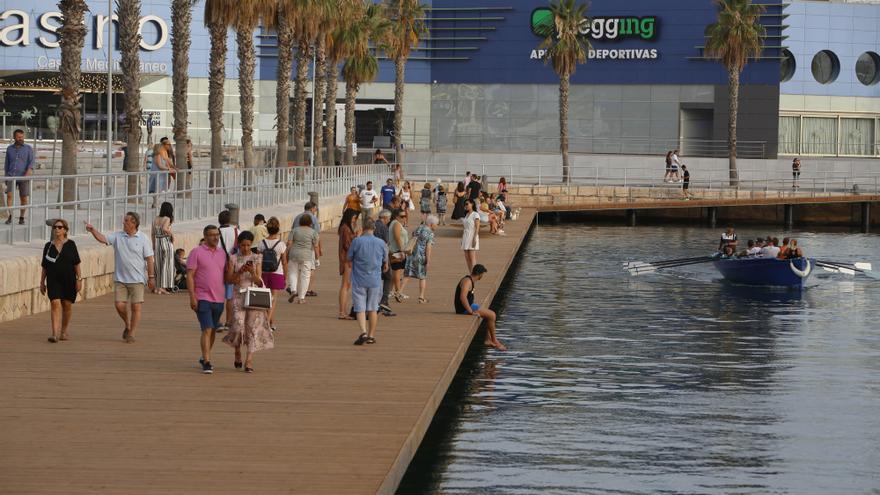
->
xmin=1 ymin=164 xmax=387 ymax=245
xmin=433 ymin=135 xmax=768 ymax=159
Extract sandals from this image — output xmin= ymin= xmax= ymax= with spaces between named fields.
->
xmin=305 ymin=290 xmax=317 ymax=297
xmin=47 ymin=336 xmax=58 ymax=343
xmin=244 ymin=367 xmax=254 ymax=373
xmin=338 ymin=314 xmax=355 ymax=320
xmin=418 ymin=297 xmax=428 ymax=304
xmin=234 ymin=361 xmax=243 ymax=370
xmin=365 ymin=337 xmax=376 ymax=345
xmin=60 ymin=333 xmax=70 ymax=341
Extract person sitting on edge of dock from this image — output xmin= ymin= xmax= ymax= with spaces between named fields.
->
xmin=454 ymin=264 xmax=506 ymax=351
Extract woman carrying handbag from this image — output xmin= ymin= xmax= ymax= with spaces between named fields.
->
xmin=223 ymin=231 xmax=274 ymax=373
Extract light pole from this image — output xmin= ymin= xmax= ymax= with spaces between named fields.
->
xmin=106 ymin=0 xmax=113 ymax=175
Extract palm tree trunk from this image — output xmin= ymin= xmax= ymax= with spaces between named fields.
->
xmin=171 ymin=0 xmax=195 ymax=192
xmin=237 ymin=28 xmax=256 ymax=173
xmin=325 ymin=63 xmax=339 ymax=167
xmin=57 ymin=0 xmax=88 ymax=203
xmin=275 ymin=12 xmax=293 ymax=170
xmin=118 ymin=0 xmax=143 ymax=196
xmin=208 ymin=21 xmax=227 ymax=189
xmin=559 ymin=72 xmax=570 ymax=184
xmin=728 ymin=68 xmax=740 ymax=187
xmin=344 ymin=81 xmax=358 ymax=166
xmin=311 ymin=41 xmax=326 ymax=167
xmin=293 ymin=44 xmax=311 ymax=166
xmin=393 ymin=57 xmax=405 ymax=167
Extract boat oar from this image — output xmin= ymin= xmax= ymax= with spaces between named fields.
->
xmin=816 ymin=260 xmax=880 ymax=279
xmin=624 ymin=255 xmax=712 ymax=269
xmin=627 ymin=256 xmax=717 ymax=275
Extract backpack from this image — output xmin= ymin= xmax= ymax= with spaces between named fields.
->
xmin=261 ymin=240 xmax=282 ymax=273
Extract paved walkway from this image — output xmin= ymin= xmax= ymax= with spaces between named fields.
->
xmin=0 ymin=211 xmax=535 ymax=494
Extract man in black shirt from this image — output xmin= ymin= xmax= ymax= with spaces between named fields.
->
xmin=466 ymin=174 xmax=482 ymax=200
xmin=681 ymin=165 xmax=692 ymax=199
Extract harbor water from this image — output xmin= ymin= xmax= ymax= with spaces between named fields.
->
xmin=399 ymin=224 xmax=880 ymax=495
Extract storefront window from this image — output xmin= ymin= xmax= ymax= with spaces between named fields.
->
xmin=840 ymin=118 xmax=875 ymax=155
xmin=780 ymin=49 xmax=796 ymax=82
xmin=801 ymin=117 xmax=837 ymax=155
xmin=811 ymin=50 xmax=840 ymax=84
xmin=778 ymin=116 xmax=800 ymax=154
xmin=855 ymin=52 xmax=880 ymax=86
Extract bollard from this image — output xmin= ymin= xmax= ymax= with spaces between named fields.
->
xmin=626 ymin=209 xmax=637 ymax=227
xmin=861 ymin=202 xmax=871 ymax=234
xmin=707 ymin=206 xmax=717 ymax=228
xmin=784 ymin=204 xmax=793 ymax=231
xmin=224 ymin=202 xmax=240 ymax=226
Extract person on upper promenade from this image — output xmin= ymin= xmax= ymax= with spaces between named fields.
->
xmin=670 ymin=149 xmax=683 ymax=182
xmin=84 ymin=212 xmax=156 ymax=343
xmin=454 ymin=264 xmax=506 ymax=351
xmin=381 ymin=179 xmax=397 ymax=210
xmin=374 ymin=149 xmax=389 ymax=166
xmin=287 ymin=213 xmax=319 ymax=305
xmin=5 ymin=129 xmax=34 ymax=225
xmin=393 ymin=163 xmax=404 ymax=186
xmin=349 ymin=219 xmax=388 ymax=346
xmin=681 ymin=165 xmax=692 ymax=199
xmin=187 ymin=225 xmax=227 ymax=374
xmin=151 ymin=202 xmax=176 ymax=295
xmin=373 ymin=209 xmax=396 ymax=317
xmin=249 ymin=214 xmax=269 ymax=246
xmin=288 ymin=201 xmax=321 ymax=299
xmin=664 ymin=150 xmax=673 ymax=182
xmin=41 ymin=219 xmax=81 ymax=343
xmin=464 ymin=171 xmax=472 ymax=187
xmin=451 ymin=182 xmax=467 ymax=221
xmin=344 ymin=186 xmax=362 ymax=214
xmin=405 ymin=215 xmax=437 ymax=304
xmin=218 ymin=210 xmax=239 ymax=332
xmin=497 ymin=177 xmax=508 ymax=195
xmin=467 ymin=174 xmax=482 ymax=200
xmin=258 ymin=217 xmax=287 ymax=331
xmin=461 ymin=199 xmax=481 ymax=273
xmin=718 ymin=226 xmax=738 ymax=252
xmin=338 ymin=208 xmax=360 ymax=320
xmin=223 ymin=231 xmax=274 ymax=373
xmin=792 ymin=158 xmax=801 ymax=189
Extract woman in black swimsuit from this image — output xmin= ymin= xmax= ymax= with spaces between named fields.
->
xmin=454 ymin=264 xmax=506 ymax=350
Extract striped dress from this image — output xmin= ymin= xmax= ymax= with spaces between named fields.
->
xmin=153 ymin=219 xmax=175 ymax=290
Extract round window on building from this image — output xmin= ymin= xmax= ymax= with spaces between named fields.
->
xmin=811 ymin=50 xmax=840 ymax=84
xmin=780 ymin=49 xmax=796 ymax=82
xmin=855 ymin=51 xmax=880 ymax=86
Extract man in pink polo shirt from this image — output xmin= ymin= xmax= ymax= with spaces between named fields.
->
xmin=186 ymin=225 xmax=228 ymax=374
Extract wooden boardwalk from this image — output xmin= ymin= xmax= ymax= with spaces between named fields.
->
xmin=0 ymin=211 xmax=535 ymax=495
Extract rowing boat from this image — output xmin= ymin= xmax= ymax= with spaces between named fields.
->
xmin=713 ymin=256 xmax=814 ymax=288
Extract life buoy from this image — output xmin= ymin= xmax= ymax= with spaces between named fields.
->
xmin=790 ymin=259 xmax=812 ymax=278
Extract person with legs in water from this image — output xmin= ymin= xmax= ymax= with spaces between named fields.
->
xmin=454 ymin=264 xmax=506 ymax=350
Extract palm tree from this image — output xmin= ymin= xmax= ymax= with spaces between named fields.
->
xmin=57 ymin=0 xmax=88 ymax=202
xmin=172 ymin=0 xmax=197 ymax=188
xmin=342 ymin=3 xmax=389 ymax=165
xmin=324 ymin=0 xmax=358 ymax=166
xmin=383 ymin=0 xmax=425 ymax=169
xmin=291 ymin=0 xmax=329 ymax=166
xmin=204 ymin=0 xmax=234 ymax=187
xmin=536 ymin=0 xmax=590 ymax=184
xmin=274 ymin=5 xmax=295 ymax=169
xmin=705 ymin=0 xmax=765 ymax=187
xmin=117 ymin=0 xmax=143 ymax=194
xmin=233 ymin=1 xmax=276 ymax=172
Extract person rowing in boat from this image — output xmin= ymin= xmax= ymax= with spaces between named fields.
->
xmin=778 ymin=239 xmax=804 ymax=259
xmin=718 ymin=226 xmax=738 ymax=252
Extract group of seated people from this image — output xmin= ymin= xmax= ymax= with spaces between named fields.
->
xmin=719 ymin=231 xmax=805 ymax=259
xmin=478 ymin=191 xmax=509 ymax=236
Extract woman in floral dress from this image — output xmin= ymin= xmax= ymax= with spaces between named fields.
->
xmin=404 ymin=215 xmax=437 ymax=303
xmin=223 ymin=231 xmax=274 ymax=373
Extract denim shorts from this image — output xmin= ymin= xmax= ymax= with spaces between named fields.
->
xmin=351 ymin=285 xmax=382 ymax=313
xmin=224 ymin=283 xmax=234 ymax=300
xmin=196 ymin=300 xmax=225 ymax=331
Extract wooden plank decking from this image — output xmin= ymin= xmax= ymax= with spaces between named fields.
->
xmin=0 ymin=211 xmax=535 ymax=495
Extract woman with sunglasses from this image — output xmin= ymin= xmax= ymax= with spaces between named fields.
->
xmin=40 ymin=219 xmax=82 ymax=343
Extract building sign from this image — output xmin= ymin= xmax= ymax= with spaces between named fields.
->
xmin=0 ymin=9 xmax=169 ymax=51
xmin=529 ymin=7 xmax=660 ymax=61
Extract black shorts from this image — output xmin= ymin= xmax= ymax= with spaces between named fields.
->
xmin=390 ymin=259 xmax=405 ymax=271
xmin=683 ymin=182 xmax=689 ymax=190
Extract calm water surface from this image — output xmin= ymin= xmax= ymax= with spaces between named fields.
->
xmin=399 ymin=225 xmax=880 ymax=495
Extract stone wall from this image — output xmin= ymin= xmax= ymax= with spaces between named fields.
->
xmin=0 ymin=196 xmax=348 ymax=323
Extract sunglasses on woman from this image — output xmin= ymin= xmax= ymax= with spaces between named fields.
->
xmin=53 ymin=225 xmax=66 ymax=230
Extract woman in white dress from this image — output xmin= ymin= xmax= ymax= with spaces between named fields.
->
xmin=461 ymin=199 xmax=480 ymax=273
xmin=400 ymin=181 xmax=415 ymax=227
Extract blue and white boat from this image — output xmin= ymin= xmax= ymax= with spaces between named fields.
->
xmin=713 ymin=257 xmax=814 ymax=288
